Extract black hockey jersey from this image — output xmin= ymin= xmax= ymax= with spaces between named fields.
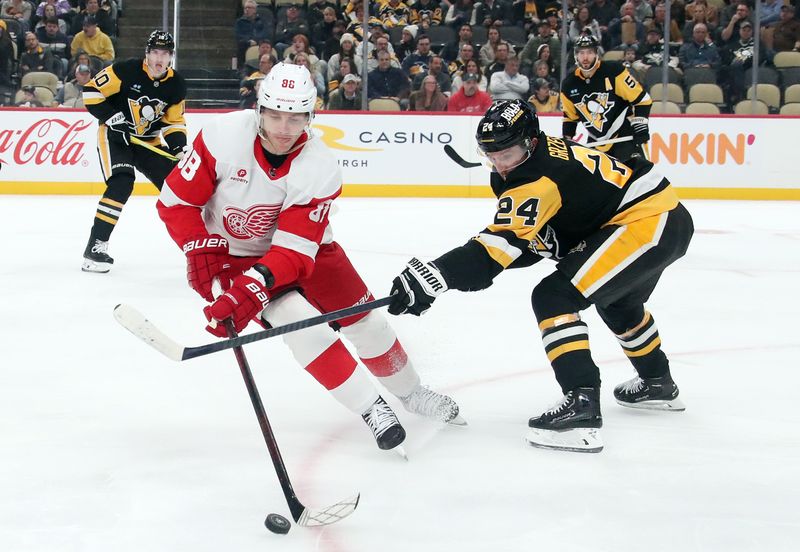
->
xmin=83 ymin=58 xmax=187 ymax=148
xmin=560 ymin=61 xmax=651 ymax=153
xmin=434 ymin=134 xmax=679 ymax=291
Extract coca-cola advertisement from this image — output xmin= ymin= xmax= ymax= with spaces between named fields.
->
xmin=0 ymin=111 xmax=99 ymax=189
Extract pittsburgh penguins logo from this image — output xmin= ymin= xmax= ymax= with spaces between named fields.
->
xmin=127 ymin=96 xmax=168 ymax=136
xmin=574 ymin=92 xmax=615 ymax=133
xmin=531 ymin=225 xmax=562 ymax=259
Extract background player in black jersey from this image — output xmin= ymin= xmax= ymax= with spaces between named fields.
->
xmin=81 ymin=30 xmax=187 ymax=273
xmin=388 ymin=100 xmax=693 ymax=453
xmin=560 ymin=35 xmax=652 ymax=162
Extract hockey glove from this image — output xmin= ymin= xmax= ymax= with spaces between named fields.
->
xmin=203 ymin=269 xmax=272 ymax=337
xmin=105 ymin=112 xmax=131 ymax=145
xmin=628 ymin=116 xmax=650 ymax=145
xmin=183 ymin=234 xmax=234 ymax=302
xmin=389 ymin=257 xmax=449 ymax=316
xmin=170 ymin=144 xmax=190 ymax=161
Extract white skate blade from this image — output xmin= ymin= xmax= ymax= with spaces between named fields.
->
xmin=525 ymin=427 xmax=603 ymax=453
xmin=449 ymin=414 xmax=468 ymax=426
xmin=615 ymin=397 xmax=686 ymax=412
xmin=81 ymin=258 xmax=111 ymax=273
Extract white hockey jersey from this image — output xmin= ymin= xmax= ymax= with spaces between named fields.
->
xmin=158 ymin=110 xmax=341 ymax=289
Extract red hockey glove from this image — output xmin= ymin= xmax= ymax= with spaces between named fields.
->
xmin=183 ymin=234 xmax=234 ymax=302
xmin=203 ymin=272 xmax=271 ymax=337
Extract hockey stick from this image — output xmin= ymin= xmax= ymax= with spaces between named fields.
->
xmin=583 ymin=135 xmax=634 ymax=148
xmin=130 ymin=136 xmax=179 ymax=161
xmin=113 ymin=296 xmax=394 ymax=362
xmin=443 ymin=144 xmax=482 ymax=168
xmin=223 ymin=320 xmax=360 ymax=526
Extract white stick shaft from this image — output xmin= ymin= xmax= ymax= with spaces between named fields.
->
xmin=584 ymin=135 xmax=634 ymax=148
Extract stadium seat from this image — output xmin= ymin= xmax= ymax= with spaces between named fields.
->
xmin=602 ymin=50 xmax=624 ymax=61
xmin=779 ymin=67 xmax=800 ymax=89
xmin=14 ymin=86 xmax=54 ymax=105
xmin=388 ymin=26 xmax=404 ymax=46
xmin=368 ymin=98 xmax=401 ymax=111
xmin=773 ymin=51 xmax=800 ymax=69
xmin=779 ymin=103 xmax=800 ymax=115
xmin=21 ymin=72 xmax=59 ymax=94
xmin=733 ymin=99 xmax=769 ymax=114
xmin=644 ymin=66 xmax=682 ymax=90
xmin=425 ymin=25 xmax=456 ymax=53
xmin=244 ymin=45 xmax=260 ymax=62
xmin=471 ymin=26 xmax=487 ymax=49
xmin=783 ymin=83 xmax=800 ymax=104
xmin=499 ymin=26 xmax=527 ymax=48
xmin=688 ymin=83 xmax=724 ymax=105
xmin=650 ymin=83 xmax=684 ymax=104
xmin=682 ymin=67 xmax=718 ymax=89
xmin=685 ymin=102 xmax=720 ymax=115
xmin=651 ymin=100 xmax=681 ymax=114
xmin=746 ymin=83 xmax=781 ymax=109
xmin=744 ymin=66 xmax=779 ymax=86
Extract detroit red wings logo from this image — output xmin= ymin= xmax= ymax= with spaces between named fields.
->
xmin=222 ymin=204 xmax=282 ymax=239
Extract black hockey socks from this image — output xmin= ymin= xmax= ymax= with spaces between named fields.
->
xmin=610 ymin=310 xmax=670 ymax=379
xmin=531 ymin=272 xmax=600 ymax=393
xmin=537 ymin=314 xmax=600 ymax=393
xmin=90 ymin=174 xmax=135 ymax=241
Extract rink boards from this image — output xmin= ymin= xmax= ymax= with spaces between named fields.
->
xmin=0 ymin=108 xmax=796 ymax=200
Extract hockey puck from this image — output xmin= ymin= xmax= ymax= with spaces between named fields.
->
xmin=264 ymin=513 xmax=291 ymax=534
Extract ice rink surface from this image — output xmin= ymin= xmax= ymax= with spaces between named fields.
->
xmin=1 ymin=196 xmax=798 ymax=552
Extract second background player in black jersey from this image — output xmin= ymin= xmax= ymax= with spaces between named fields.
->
xmin=560 ymin=35 xmax=652 ymax=162
xmin=81 ymin=30 xmax=187 ymax=273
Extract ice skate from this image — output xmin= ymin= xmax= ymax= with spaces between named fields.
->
xmin=526 ymin=387 xmax=603 ymax=453
xmin=613 ymin=373 xmax=685 ymax=411
xmin=81 ymin=238 xmax=114 ymax=273
xmin=362 ymin=396 xmax=407 ymax=456
xmin=400 ymin=385 xmax=466 ymax=425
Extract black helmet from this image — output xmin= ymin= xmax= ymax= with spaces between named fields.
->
xmin=573 ymin=34 xmax=600 ymax=54
xmin=146 ymin=30 xmax=175 ymax=53
xmin=476 ymin=100 xmax=539 ymax=154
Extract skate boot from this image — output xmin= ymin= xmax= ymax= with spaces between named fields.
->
xmin=362 ymin=396 xmax=406 ymax=451
xmin=526 ymin=386 xmax=603 ymax=453
xmin=614 ymin=373 xmax=685 ymax=411
xmin=82 ymin=238 xmax=114 ymax=273
xmin=400 ymin=385 xmax=466 ymax=425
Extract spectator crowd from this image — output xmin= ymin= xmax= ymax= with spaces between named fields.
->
xmin=4 ymin=1 xmax=799 ymax=112
xmin=233 ymin=0 xmax=800 ymax=113
xmin=1 ymin=0 xmax=119 ymax=107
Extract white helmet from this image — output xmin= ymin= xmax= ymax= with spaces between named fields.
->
xmin=257 ymin=62 xmax=317 ymax=114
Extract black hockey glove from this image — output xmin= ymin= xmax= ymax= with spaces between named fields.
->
xmin=389 ymin=258 xmax=449 ymax=316
xmin=628 ymin=116 xmax=650 ymax=145
xmin=169 ymin=144 xmax=190 ymax=161
xmin=105 ymin=112 xmax=130 ymax=146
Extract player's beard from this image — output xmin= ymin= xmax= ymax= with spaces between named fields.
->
xmin=578 ymin=55 xmax=599 ymax=77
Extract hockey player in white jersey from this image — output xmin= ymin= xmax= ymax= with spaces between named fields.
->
xmin=157 ymin=63 xmax=463 ymax=453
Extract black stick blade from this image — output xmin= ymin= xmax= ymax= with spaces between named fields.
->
xmin=443 ymin=145 xmax=482 ymax=168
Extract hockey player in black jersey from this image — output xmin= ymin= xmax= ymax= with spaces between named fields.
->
xmin=388 ymin=100 xmax=693 ymax=453
xmin=81 ymin=30 xmax=187 ymax=273
xmin=560 ymin=35 xmax=652 ymax=161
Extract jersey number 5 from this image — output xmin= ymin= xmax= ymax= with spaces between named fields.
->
xmin=177 ymin=148 xmax=201 ymax=181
